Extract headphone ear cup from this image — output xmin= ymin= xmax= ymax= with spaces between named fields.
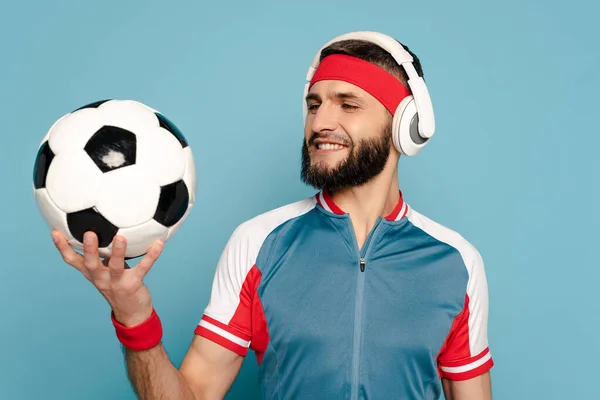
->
xmin=392 ymin=96 xmax=429 ymax=156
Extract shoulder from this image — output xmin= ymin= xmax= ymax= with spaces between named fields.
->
xmin=224 ymin=195 xmax=317 ymax=253
xmin=406 ymin=207 xmax=485 ymax=277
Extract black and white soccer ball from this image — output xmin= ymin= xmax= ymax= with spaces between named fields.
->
xmin=32 ymin=99 xmax=196 ymax=259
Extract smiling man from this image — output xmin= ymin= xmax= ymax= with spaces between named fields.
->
xmin=55 ymin=31 xmax=494 ymax=400
xmin=292 ymin=34 xmax=495 ymax=399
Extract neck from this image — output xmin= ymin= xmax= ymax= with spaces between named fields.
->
xmin=328 ymin=165 xmax=400 ymax=246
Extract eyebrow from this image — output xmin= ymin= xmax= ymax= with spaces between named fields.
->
xmin=305 ymin=91 xmax=364 ymax=103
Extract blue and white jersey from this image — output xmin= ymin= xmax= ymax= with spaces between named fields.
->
xmin=195 ymin=190 xmax=494 ymax=399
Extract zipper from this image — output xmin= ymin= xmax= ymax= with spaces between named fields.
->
xmin=350 ymin=219 xmax=382 ymax=400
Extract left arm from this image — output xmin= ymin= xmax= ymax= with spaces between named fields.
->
xmin=442 ymin=371 xmax=492 ymax=400
xmin=438 ymin=243 xmax=494 ymax=399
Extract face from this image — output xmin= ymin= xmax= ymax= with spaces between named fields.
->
xmin=300 ymin=79 xmax=394 ymax=192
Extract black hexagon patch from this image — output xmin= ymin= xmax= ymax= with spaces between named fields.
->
xmin=84 ymin=126 xmax=137 ymax=173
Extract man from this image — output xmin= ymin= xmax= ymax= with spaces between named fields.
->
xmin=51 ymin=31 xmax=494 ymax=399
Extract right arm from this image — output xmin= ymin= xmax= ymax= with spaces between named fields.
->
xmin=51 ymin=230 xmax=248 ymax=400
xmin=124 ymin=336 xmax=243 ymax=400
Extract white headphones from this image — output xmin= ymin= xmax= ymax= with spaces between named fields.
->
xmin=303 ymin=31 xmax=435 ymax=156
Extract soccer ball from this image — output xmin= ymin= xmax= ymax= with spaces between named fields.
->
xmin=32 ymin=99 xmax=196 ymax=259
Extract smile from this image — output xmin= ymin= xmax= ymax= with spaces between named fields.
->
xmin=316 ymin=143 xmax=346 ymax=150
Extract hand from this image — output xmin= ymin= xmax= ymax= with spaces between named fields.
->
xmin=51 ymin=230 xmax=164 ymax=327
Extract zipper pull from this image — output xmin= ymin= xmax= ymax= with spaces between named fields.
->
xmin=360 ymin=258 xmax=366 ymax=272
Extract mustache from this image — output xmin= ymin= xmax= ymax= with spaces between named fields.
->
xmin=308 ymin=132 xmax=352 ymax=146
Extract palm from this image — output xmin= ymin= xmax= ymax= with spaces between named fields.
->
xmin=52 ymin=230 xmax=164 ymax=326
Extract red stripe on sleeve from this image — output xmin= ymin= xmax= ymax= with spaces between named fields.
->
xmin=441 ymin=347 xmax=490 ymax=368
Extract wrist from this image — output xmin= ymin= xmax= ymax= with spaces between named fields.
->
xmin=111 ymin=308 xmax=163 ymax=351
xmin=113 ymin=307 xmax=154 ymax=328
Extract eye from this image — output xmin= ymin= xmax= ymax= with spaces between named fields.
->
xmin=342 ymin=103 xmax=359 ymax=110
xmin=307 ymin=103 xmax=319 ymax=111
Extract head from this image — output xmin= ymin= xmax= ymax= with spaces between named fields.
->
xmin=300 ymin=37 xmax=424 ymax=193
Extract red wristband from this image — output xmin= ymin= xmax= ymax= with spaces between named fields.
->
xmin=111 ymin=309 xmax=163 ymax=351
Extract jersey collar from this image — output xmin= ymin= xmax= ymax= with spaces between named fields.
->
xmin=315 ymin=189 xmax=409 ymax=221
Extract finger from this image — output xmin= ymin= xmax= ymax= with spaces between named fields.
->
xmin=82 ymin=231 xmax=101 ymax=274
xmin=102 ymin=258 xmax=131 ymax=269
xmin=135 ymin=240 xmax=164 ymax=279
xmin=51 ymin=230 xmax=84 ymax=271
xmin=108 ymin=235 xmax=127 ymax=280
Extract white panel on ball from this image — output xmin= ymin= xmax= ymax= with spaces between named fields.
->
xmin=45 ymin=150 xmax=103 ymax=213
xmin=136 ymin=126 xmax=186 ymax=186
xmin=117 ymin=219 xmax=170 ymax=258
xmin=96 ymin=100 xmax=160 ymax=135
xmin=34 ymin=188 xmax=73 ymax=241
xmin=48 ymin=108 xmax=105 ymax=155
xmin=38 ymin=113 xmax=68 ymax=150
xmin=95 ymin=165 xmax=160 ymax=228
xmin=182 ymin=146 xmax=197 ymax=204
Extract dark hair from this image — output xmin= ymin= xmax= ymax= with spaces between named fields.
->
xmin=318 ymin=38 xmax=424 ymax=91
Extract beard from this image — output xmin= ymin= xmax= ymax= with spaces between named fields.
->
xmin=300 ymin=124 xmax=392 ymax=193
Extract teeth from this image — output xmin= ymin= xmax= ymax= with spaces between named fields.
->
xmin=317 ymin=143 xmax=345 ymax=150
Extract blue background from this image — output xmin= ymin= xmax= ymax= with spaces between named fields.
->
xmin=1 ymin=0 xmax=598 ymax=399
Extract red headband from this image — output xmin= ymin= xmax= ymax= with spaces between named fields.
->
xmin=308 ymin=54 xmax=411 ymax=113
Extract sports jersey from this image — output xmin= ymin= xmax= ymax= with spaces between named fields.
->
xmin=194 ymin=190 xmax=494 ymax=399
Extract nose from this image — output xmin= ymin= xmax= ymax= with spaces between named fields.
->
xmin=309 ymin=103 xmax=338 ymax=134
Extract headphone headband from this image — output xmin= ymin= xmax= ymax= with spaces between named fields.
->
xmin=304 ymin=31 xmax=435 ymax=139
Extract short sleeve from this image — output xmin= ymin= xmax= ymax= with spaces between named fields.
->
xmin=437 ymin=247 xmax=494 ymax=381
xmin=194 ymin=224 xmax=262 ymax=356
